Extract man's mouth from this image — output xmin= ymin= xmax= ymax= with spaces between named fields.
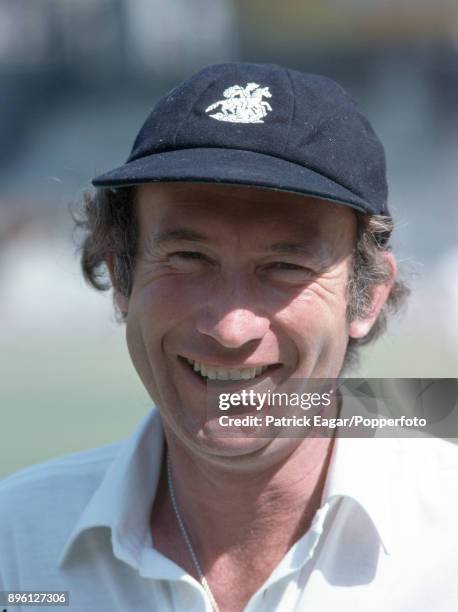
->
xmin=183 ymin=358 xmax=277 ymax=382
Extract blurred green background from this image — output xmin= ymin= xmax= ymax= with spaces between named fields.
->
xmin=1 ymin=0 xmax=457 ymax=479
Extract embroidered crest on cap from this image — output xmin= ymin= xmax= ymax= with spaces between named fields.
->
xmin=205 ymin=82 xmax=272 ymax=124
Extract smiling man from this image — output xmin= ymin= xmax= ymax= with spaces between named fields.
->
xmin=125 ymin=183 xmax=364 ymax=453
xmin=1 ymin=62 xmax=457 ymax=612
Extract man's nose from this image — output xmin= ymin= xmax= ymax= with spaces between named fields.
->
xmin=195 ymin=284 xmax=270 ymax=349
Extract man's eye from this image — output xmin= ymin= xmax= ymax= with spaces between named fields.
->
xmin=171 ymin=251 xmax=206 ymax=260
xmin=168 ymin=251 xmax=212 ymax=270
xmin=264 ymin=262 xmax=314 ymax=283
xmin=267 ymin=262 xmax=313 ymax=273
xmin=269 ymin=262 xmax=304 ymax=270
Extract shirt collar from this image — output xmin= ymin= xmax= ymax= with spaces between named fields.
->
xmin=59 ymin=406 xmax=399 ymax=568
xmin=322 ymin=434 xmax=400 ymax=555
xmin=58 ymin=408 xmax=164 ymax=568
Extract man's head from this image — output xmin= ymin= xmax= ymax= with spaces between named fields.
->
xmin=76 ymin=62 xmax=408 ymax=456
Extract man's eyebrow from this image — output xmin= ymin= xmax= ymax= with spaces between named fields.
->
xmin=152 ymin=227 xmax=209 ymax=245
xmin=267 ymin=241 xmax=319 ymax=257
xmin=150 ymin=231 xmax=322 ymax=257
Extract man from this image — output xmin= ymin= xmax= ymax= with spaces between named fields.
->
xmin=0 ymin=62 xmax=457 ymax=612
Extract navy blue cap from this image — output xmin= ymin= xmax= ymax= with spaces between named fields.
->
xmin=92 ymin=62 xmax=389 ymax=216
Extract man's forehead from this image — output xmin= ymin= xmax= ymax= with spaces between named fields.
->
xmin=136 ymin=182 xmax=356 ymax=239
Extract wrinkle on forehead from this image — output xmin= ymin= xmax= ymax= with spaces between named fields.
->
xmin=135 ymin=182 xmax=357 ymax=261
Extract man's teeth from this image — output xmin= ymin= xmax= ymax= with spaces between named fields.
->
xmin=186 ymin=359 xmax=269 ymax=381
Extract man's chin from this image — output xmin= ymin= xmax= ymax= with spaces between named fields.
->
xmin=168 ymin=415 xmax=275 ymax=460
xmin=196 ymin=432 xmax=273 ymax=458
xmin=165 ymin=414 xmax=303 ymax=470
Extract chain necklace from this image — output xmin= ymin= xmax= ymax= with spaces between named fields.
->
xmin=166 ymin=454 xmax=221 ymax=612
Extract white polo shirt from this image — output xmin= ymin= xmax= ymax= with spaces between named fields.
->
xmin=1 ymin=407 xmax=457 ymax=611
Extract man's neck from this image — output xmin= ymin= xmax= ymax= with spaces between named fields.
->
xmin=151 ymin=434 xmax=335 ymax=580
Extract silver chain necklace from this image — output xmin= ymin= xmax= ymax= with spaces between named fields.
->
xmin=166 ymin=454 xmax=221 ymax=612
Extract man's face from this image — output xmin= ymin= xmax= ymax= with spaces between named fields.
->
xmin=122 ymin=183 xmax=357 ymax=459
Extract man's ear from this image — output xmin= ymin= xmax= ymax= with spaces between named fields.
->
xmin=106 ymin=253 xmax=129 ymax=317
xmin=348 ymin=252 xmax=397 ymax=339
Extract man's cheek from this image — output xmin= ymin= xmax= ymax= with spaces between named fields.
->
xmin=125 ymin=315 xmax=157 ymax=395
xmin=141 ymin=277 xmax=201 ymax=319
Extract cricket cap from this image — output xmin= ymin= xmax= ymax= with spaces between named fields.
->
xmin=92 ymin=62 xmax=389 ymax=216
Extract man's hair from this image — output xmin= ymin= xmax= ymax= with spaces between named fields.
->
xmin=74 ymin=186 xmax=409 ymax=370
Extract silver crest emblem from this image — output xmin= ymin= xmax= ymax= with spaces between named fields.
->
xmin=205 ymin=82 xmax=273 ymax=124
